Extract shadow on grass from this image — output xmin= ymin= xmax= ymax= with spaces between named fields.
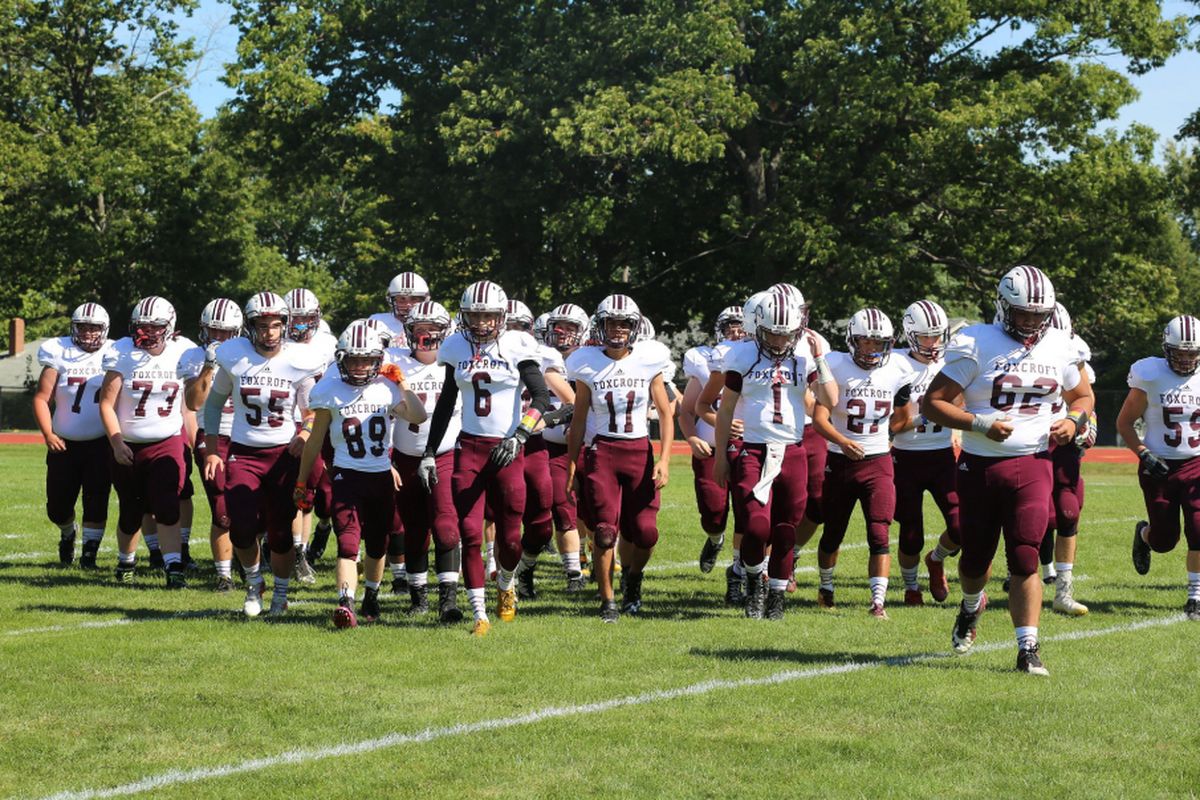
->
xmin=688 ymin=646 xmax=873 ymax=665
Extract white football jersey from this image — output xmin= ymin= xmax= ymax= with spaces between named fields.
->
xmin=721 ymin=340 xmax=815 ymax=444
xmin=366 ymin=312 xmax=409 ymax=349
xmin=567 ymin=344 xmax=671 ymax=441
xmin=102 ymin=336 xmax=195 ymax=443
xmin=1050 ymin=333 xmax=1095 ymax=420
xmin=1128 ymin=356 xmax=1200 ymax=460
xmin=891 ymin=349 xmax=954 ymax=452
xmin=703 ymin=338 xmax=747 ymax=428
xmin=823 ymin=351 xmax=914 ymax=456
xmin=388 ymin=348 xmax=462 ymax=457
xmin=211 ymin=338 xmax=326 ymax=447
xmin=38 ymin=336 xmax=113 ymax=441
xmin=527 ymin=343 xmax=567 ymax=442
xmin=291 ymin=331 xmax=337 ymax=422
xmin=683 ymin=345 xmax=717 ymax=444
xmin=309 ymin=372 xmax=402 ymax=472
xmin=179 ymin=345 xmax=234 ymax=437
xmin=940 ymin=324 xmax=1081 ymax=457
xmin=801 ymin=330 xmax=831 ymax=425
xmin=437 ymin=330 xmax=541 ymax=438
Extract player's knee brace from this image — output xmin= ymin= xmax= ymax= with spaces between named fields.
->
xmin=593 ymin=523 xmax=618 ymax=550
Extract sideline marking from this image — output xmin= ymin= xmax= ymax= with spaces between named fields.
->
xmin=33 ymin=614 xmax=1185 ymax=800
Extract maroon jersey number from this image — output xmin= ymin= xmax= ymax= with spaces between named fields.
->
xmin=1161 ymin=405 xmax=1200 ymax=449
xmin=66 ymin=376 xmax=89 ymax=414
xmin=343 ymin=416 xmax=388 ymax=458
xmin=241 ymin=388 xmax=290 ymax=428
xmin=990 ymin=374 xmax=1059 ymax=415
xmin=605 ymin=390 xmax=636 ymax=434
xmin=472 ymin=372 xmax=492 ymax=418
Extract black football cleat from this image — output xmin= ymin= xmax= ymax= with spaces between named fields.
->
xmin=764 ymin=588 xmax=786 ymax=620
xmin=725 ymin=565 xmax=747 ymax=607
xmin=407 ymin=584 xmax=429 ymax=615
xmin=58 ymin=528 xmax=76 ymax=565
xmin=148 ymin=548 xmax=164 ymax=570
xmin=744 ymin=574 xmax=766 ymax=619
xmin=307 ymin=519 xmax=332 ymax=563
xmin=361 ymin=587 xmax=381 ymax=623
xmin=1132 ymin=521 xmax=1152 ymax=575
xmin=1016 ymin=643 xmax=1050 ymax=676
xmin=565 ymin=571 xmax=586 ymax=594
xmin=516 ymin=562 xmax=538 ymax=600
xmin=438 ymin=581 xmax=464 ymax=624
xmin=698 ymin=536 xmax=723 ymax=574
xmin=79 ymin=539 xmax=100 ymax=570
xmin=165 ymin=564 xmax=187 ymax=590
xmin=599 ymin=599 xmax=619 ymax=623
xmin=621 ymin=571 xmax=643 ymax=615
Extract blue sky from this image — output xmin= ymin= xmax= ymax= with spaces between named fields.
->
xmin=179 ymin=1 xmax=1200 ymax=150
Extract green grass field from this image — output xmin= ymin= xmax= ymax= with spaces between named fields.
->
xmin=1 ymin=444 xmax=1197 ymax=799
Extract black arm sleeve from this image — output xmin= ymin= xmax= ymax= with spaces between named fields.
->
xmin=423 ymin=364 xmax=459 ymax=456
xmin=518 ymin=359 xmax=551 ymax=416
xmin=894 ymin=383 xmax=913 ymax=407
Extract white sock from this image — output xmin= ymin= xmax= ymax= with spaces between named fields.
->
xmin=1187 ymin=571 xmax=1200 ymax=601
xmin=708 ymin=532 xmax=724 ymax=546
xmin=215 ymin=559 xmax=232 ymax=579
xmin=273 ymin=576 xmax=289 ymax=601
xmin=118 ymin=551 xmax=135 ymax=567
xmin=768 ymin=577 xmax=788 ymax=591
xmin=869 ymin=576 xmax=888 ymax=606
xmin=144 ymin=533 xmax=159 ymax=551
xmin=819 ymin=567 xmax=834 ymax=591
xmin=962 ymin=589 xmax=983 ymax=613
xmin=932 ymin=541 xmax=955 ymax=561
xmin=244 ymin=563 xmax=262 ymax=586
xmin=292 ymin=534 xmax=303 ymax=550
xmin=338 ymin=583 xmax=353 ymax=601
xmin=562 ymin=550 xmax=581 ymax=574
xmin=365 ymin=579 xmax=380 ymax=592
xmin=743 ymin=559 xmax=765 ymax=577
xmin=486 ymin=542 xmax=495 ymax=559
xmin=520 ymin=551 xmax=538 ymax=569
xmin=467 ymin=587 xmax=487 ymax=620
xmin=901 ymin=565 xmax=919 ymax=590
xmin=391 ymin=562 xmax=408 ymax=579
xmin=82 ymin=526 xmax=104 ymax=544
xmin=409 ymin=571 xmax=428 ymax=588
xmin=731 ymin=549 xmax=744 ymax=576
xmin=180 ymin=527 xmax=190 ymax=545
xmin=437 ymin=571 xmax=458 ymax=585
xmin=1015 ymin=625 xmax=1038 ymax=649
xmin=58 ymin=521 xmax=76 ymax=538
xmin=1043 ymin=562 xmax=1058 ymax=580
xmin=1054 ymin=561 xmax=1072 ymax=575
xmin=162 ymin=552 xmax=181 ymax=568
xmin=497 ymin=567 xmax=515 ymax=591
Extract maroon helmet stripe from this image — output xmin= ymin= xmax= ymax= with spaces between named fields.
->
xmin=919 ymin=301 xmax=933 ymax=327
xmin=1186 ymin=316 xmax=1193 ymax=342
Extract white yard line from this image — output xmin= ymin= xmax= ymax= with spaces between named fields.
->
xmin=33 ymin=614 xmax=1187 ymax=800
xmin=3 ymin=610 xmax=223 ymax=638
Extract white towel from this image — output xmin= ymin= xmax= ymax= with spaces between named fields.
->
xmin=751 ymin=443 xmax=787 ymax=505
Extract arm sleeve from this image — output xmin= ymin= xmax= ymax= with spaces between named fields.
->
xmin=294 ymin=376 xmax=317 ymax=416
xmin=423 ymin=364 xmax=459 ymax=456
xmin=519 ymin=359 xmax=551 ymax=415
xmin=937 ymin=356 xmax=977 ymax=389
xmin=203 ymin=380 xmax=231 ymax=434
xmin=894 ymin=383 xmax=913 ymax=407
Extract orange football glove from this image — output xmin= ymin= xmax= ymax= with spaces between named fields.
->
xmin=379 ymin=363 xmax=404 ymax=385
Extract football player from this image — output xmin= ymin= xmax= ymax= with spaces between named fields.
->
xmin=1118 ymin=314 xmax=1200 ymax=621
xmin=923 ymin=266 xmax=1094 ymax=675
xmin=889 ymin=300 xmax=962 ymax=604
xmin=98 ymin=297 xmax=196 ymax=587
xmin=202 ymin=292 xmax=327 ymax=617
xmin=508 ymin=300 xmax=576 ymax=601
xmin=713 ymin=290 xmax=837 ymax=619
xmin=182 ymin=298 xmax=243 ymax=590
xmin=814 ymin=308 xmax=915 ymax=618
xmin=681 ymin=305 xmax=744 ymax=575
xmin=389 ymin=301 xmax=465 ymax=619
xmin=420 ymin=281 xmax=552 ymax=635
xmin=296 ymin=321 xmax=424 ymax=627
xmin=33 ymin=302 xmax=114 ymax=568
xmin=566 ymin=294 xmax=675 ymax=622
xmin=541 ymin=303 xmax=590 ymax=590
xmin=368 ymin=271 xmax=429 ymax=347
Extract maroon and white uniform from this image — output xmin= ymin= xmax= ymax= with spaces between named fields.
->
xmin=292 ymin=330 xmax=338 ymax=516
xmin=309 ymin=371 xmax=403 ymax=562
xmin=366 ymin=313 xmax=408 ymax=349
xmin=521 ymin=344 xmax=565 ymax=553
xmin=438 ymin=329 xmax=540 ymax=588
xmin=1046 ymin=334 xmax=1093 ymax=539
xmin=722 ymin=339 xmax=816 ymax=585
xmin=567 ymin=342 xmax=671 ymax=549
xmin=1128 ymin=356 xmax=1200 ymax=552
xmin=705 ymin=339 xmax=751 ymax=533
xmin=38 ymin=336 xmax=114 ymax=526
xmin=684 ymin=344 xmax=731 ymax=536
xmin=801 ymin=331 xmax=832 ymax=525
xmin=817 ymin=351 xmax=914 ymax=557
xmin=939 ymin=324 xmax=1082 ymax=577
xmin=180 ymin=345 xmax=234 ymax=528
xmin=103 ymin=335 xmax=195 ymax=534
xmin=540 ymin=351 xmax=577 ymax=534
xmin=207 ymin=338 xmax=324 ymax=552
xmin=891 ymin=348 xmax=960 ymax=555
xmin=389 ymin=348 xmax=462 ymax=572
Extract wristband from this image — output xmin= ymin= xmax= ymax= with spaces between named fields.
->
xmin=518 ymin=408 xmax=542 ymax=435
xmin=814 ymin=356 xmax=834 ymax=385
xmin=971 ymin=412 xmax=1004 ymax=434
xmin=1066 ymin=410 xmax=1087 ymax=433
xmin=301 ymin=421 xmax=314 ymax=434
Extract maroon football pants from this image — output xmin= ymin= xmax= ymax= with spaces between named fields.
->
xmin=956 ymin=450 xmax=1053 ymax=578
xmin=46 ymin=436 xmax=111 ymax=525
xmin=453 ymin=432 xmax=526 ymax=589
xmin=582 ymin=436 xmax=660 ymax=549
xmin=818 ymin=451 xmax=895 ymax=556
xmin=892 ymin=446 xmax=961 ymax=555
xmin=730 ymin=441 xmax=808 ymax=581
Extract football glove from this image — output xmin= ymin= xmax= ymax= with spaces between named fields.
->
xmin=204 ymin=342 xmax=219 ymax=371
xmin=418 ymin=455 xmax=438 ymax=491
xmin=1139 ymin=449 xmax=1170 ymax=479
xmin=541 ymin=403 xmax=574 ymax=429
xmin=490 ymin=429 xmax=529 ymax=468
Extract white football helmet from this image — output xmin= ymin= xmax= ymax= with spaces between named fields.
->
xmin=594 ymin=294 xmax=642 ymax=350
xmin=714 ymin=305 xmax=745 ymax=342
xmin=457 ymin=280 xmax=508 ymax=344
xmin=1049 ymin=302 xmax=1072 ymax=336
xmin=404 ymin=300 xmax=453 ymax=352
xmin=335 ymin=320 xmax=386 ymax=386
xmin=361 ymin=317 xmax=393 ymax=349
xmin=996 ymin=265 xmax=1056 ymax=346
xmin=1164 ymin=315 xmax=1200 ymax=376
xmin=243 ymin=292 xmax=290 ymax=353
xmin=130 ymin=296 xmax=176 ymax=351
xmin=284 ymin=288 xmax=321 ymax=343
xmin=769 ymin=283 xmax=810 ymax=330
xmin=741 ymin=290 xmax=772 ymax=336
xmin=532 ymin=312 xmax=550 ymax=344
xmin=506 ymin=299 xmax=534 ymax=332
xmin=70 ymin=302 xmax=110 ymax=352
xmin=546 ymin=303 xmax=590 ymax=351
xmin=199 ymin=298 xmax=244 ymax=347
xmin=638 ymin=315 xmax=656 ymax=341
xmin=754 ymin=291 xmax=804 ymax=360
xmin=901 ymin=299 xmax=949 ymax=361
xmin=846 ymin=308 xmax=894 ymax=369
xmin=386 ymin=272 xmax=430 ymax=320
xmin=317 ymin=319 xmax=332 ymax=336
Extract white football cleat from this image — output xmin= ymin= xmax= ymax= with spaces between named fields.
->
xmin=243 ymin=582 xmax=264 ymax=618
xmin=1052 ymin=573 xmax=1088 ymax=616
